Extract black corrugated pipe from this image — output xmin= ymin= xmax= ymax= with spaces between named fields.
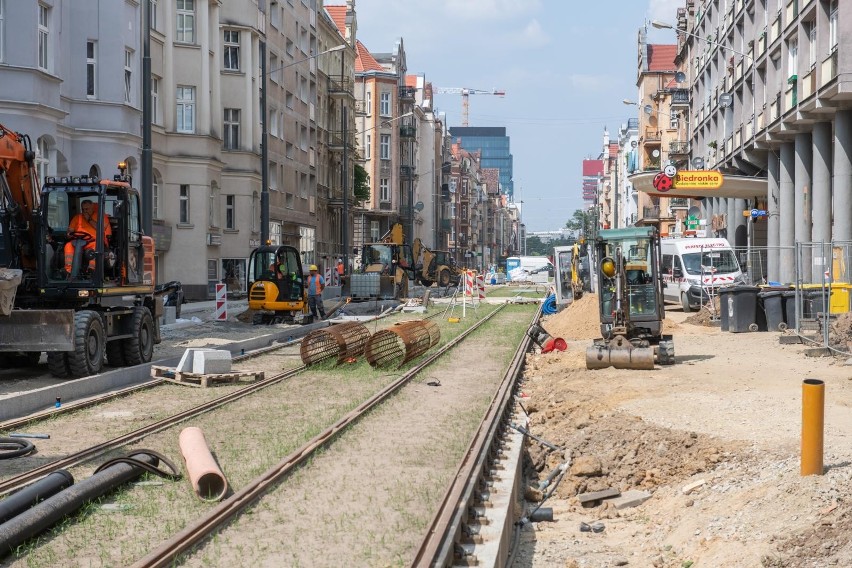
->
xmin=0 ymin=470 xmax=74 ymax=525
xmin=0 ymin=452 xmax=161 ymax=557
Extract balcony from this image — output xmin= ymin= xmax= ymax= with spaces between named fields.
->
xmin=802 ymin=69 xmax=816 ymax=99
xmin=669 ymin=140 xmax=689 ymax=155
xmin=644 ymin=157 xmax=661 ymax=171
xmin=821 ymin=50 xmax=838 ymax=88
xmin=327 ymin=75 xmax=353 ymax=97
xmin=669 ymin=198 xmax=689 ymax=209
xmin=644 ymin=126 xmax=661 ymax=141
xmin=400 ymin=165 xmax=415 ymax=177
xmin=354 ymin=100 xmax=367 ymax=115
xmin=398 ymin=86 xmax=416 ymax=101
xmin=785 ymin=0 xmax=797 ymax=23
xmin=327 ymin=130 xmax=354 ymax=151
xmin=642 ymin=206 xmax=661 ymax=220
xmin=379 ymin=201 xmax=393 ymax=211
xmin=399 ymin=124 xmax=416 ymax=138
xmin=670 ymin=88 xmax=690 ymax=108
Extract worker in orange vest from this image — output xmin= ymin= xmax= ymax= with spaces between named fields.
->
xmin=306 ymin=264 xmax=326 ymax=320
xmin=64 ymin=199 xmax=112 ymax=276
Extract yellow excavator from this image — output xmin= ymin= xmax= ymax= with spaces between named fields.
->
xmin=412 ymin=238 xmax=461 ymax=288
xmin=343 ymin=223 xmax=416 ymax=301
xmin=586 ymin=227 xmax=675 ymax=370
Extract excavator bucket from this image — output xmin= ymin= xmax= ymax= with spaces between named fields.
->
xmin=0 ymin=309 xmax=75 ymax=352
xmin=585 ymin=336 xmax=655 ymax=370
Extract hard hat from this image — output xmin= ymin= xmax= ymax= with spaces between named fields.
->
xmin=601 ymin=258 xmax=616 ymax=278
xmin=309 ymin=264 xmax=318 ymax=271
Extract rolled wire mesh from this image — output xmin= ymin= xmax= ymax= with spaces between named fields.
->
xmin=299 ymin=322 xmax=371 ymax=365
xmin=364 ymin=319 xmax=442 ymax=369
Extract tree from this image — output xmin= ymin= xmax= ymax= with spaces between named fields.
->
xmin=353 ymin=165 xmax=370 ymax=202
xmin=564 ymin=209 xmax=594 ymax=239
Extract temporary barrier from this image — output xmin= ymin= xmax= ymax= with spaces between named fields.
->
xmin=476 ymin=273 xmax=485 ymax=300
xmin=214 ymin=283 xmax=227 ymax=321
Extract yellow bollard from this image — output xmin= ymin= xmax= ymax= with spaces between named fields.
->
xmin=801 ymin=379 xmax=825 ymax=476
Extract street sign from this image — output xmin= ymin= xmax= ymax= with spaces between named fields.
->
xmin=750 ymin=209 xmax=768 ymax=218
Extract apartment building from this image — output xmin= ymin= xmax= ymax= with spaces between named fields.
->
xmin=615 ymin=117 xmax=641 ymax=228
xmin=447 ymin=142 xmax=481 ymax=265
xmin=662 ymin=0 xmax=846 ymax=284
xmin=598 ymin=132 xmax=619 ymax=230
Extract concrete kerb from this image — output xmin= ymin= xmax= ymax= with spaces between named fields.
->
xmin=0 ymin=324 xmax=322 ymax=423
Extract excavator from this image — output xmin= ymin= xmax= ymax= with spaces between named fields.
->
xmin=585 ymin=227 xmax=675 ymax=370
xmin=343 ymin=223 xmax=416 ymax=301
xmin=0 ymin=123 xmax=162 ymax=377
xmin=412 ymin=238 xmax=461 ymax=288
xmin=246 ymin=244 xmax=309 ymax=324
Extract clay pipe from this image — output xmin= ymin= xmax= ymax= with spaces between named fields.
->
xmin=179 ymin=427 xmax=228 ymax=501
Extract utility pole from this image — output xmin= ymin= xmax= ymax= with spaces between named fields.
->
xmin=342 ymin=106 xmax=349 ymax=275
xmin=141 ymin=0 xmax=152 ymax=237
xmin=259 ymin=40 xmax=269 ymax=245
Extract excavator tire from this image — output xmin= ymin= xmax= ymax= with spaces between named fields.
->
xmin=67 ymin=310 xmax=105 ymax=377
xmin=657 ymin=340 xmax=676 ymax=365
xmin=439 ymin=269 xmax=451 ymax=288
xmin=47 ymin=352 xmax=71 ymax=378
xmin=122 ymin=306 xmax=155 ymax=365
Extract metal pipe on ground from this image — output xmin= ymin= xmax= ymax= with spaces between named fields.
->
xmin=585 ymin=341 xmax=655 ymax=370
xmin=299 ymin=322 xmax=371 ymax=366
xmin=179 ymin=427 xmax=228 ymax=501
xmin=0 ymin=471 xmax=74 ymax=525
xmin=0 ymin=452 xmax=158 ymax=557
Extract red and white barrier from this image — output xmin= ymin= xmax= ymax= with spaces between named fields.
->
xmin=476 ymin=273 xmax=485 ymax=300
xmin=214 ymin=283 xmax=227 ymax=321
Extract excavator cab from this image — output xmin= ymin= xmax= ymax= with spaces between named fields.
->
xmin=247 ymin=244 xmax=308 ymax=324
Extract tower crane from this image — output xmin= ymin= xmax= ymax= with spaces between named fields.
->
xmin=434 ymin=87 xmax=506 ymax=127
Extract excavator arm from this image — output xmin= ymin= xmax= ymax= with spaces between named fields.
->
xmin=0 ymin=124 xmax=40 ymax=270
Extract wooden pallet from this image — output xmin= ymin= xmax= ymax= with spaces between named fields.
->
xmin=151 ymin=365 xmax=264 ymax=388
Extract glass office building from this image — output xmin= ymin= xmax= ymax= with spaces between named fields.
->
xmin=449 ymin=127 xmax=514 ymax=198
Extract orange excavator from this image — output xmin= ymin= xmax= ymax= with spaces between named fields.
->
xmin=0 ymin=123 xmax=162 ymax=377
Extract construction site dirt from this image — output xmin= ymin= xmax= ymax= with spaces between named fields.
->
xmin=517 ymin=294 xmax=852 ymax=567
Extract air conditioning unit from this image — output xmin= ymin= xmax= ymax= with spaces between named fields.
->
xmin=207 ymin=233 xmax=222 ymax=246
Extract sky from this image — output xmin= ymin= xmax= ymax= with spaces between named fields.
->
xmin=348 ymin=0 xmax=683 ymax=233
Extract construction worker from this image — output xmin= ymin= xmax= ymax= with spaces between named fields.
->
xmin=64 ymin=199 xmax=111 ymax=275
xmin=306 ymin=264 xmax=326 ymax=320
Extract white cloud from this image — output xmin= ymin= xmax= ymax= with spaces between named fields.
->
xmin=441 ymin=0 xmax=542 ymax=21
xmin=506 ymin=19 xmax=551 ymax=49
xmin=647 ymin=0 xmax=683 ymax=24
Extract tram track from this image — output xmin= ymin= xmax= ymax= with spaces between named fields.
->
xmin=2 ymin=301 xmax=539 ymax=567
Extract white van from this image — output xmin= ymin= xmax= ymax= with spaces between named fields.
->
xmin=660 ymin=238 xmax=745 ymax=311
xmin=506 ymin=256 xmax=553 ymax=284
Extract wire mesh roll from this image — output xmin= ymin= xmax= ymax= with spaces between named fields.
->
xmin=299 ymin=322 xmax=371 ymax=365
xmin=364 ymin=319 xmax=441 ymax=369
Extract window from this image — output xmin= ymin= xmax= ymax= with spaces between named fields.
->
xmin=379 ymin=91 xmax=390 ymax=116
xmin=270 ymin=220 xmax=282 ymax=245
xmin=366 ymin=91 xmax=371 ymax=115
xmin=36 ymin=137 xmax=51 ymax=183
xmin=152 ymin=170 xmax=162 ymax=219
xmin=300 ymin=172 xmax=307 ymax=198
xmin=300 ymin=124 xmax=308 ymax=151
xmin=179 ymin=184 xmax=190 ymax=224
xmin=669 ymin=113 xmax=679 ymax=130
xmin=176 ymin=0 xmax=195 ymax=43
xmin=86 ymin=41 xmax=96 ymax=98
xmin=270 ymin=161 xmax=278 ymax=190
xmin=176 ymin=86 xmax=195 ymax=133
xmin=38 ymin=4 xmax=49 ymax=71
xmin=286 ymin=38 xmax=294 ymax=57
xmin=152 ymin=77 xmax=161 ymax=125
xmin=209 ymin=183 xmax=219 ymax=228
xmin=269 ymin=108 xmax=279 ymax=138
xmin=286 ymin=142 xmax=294 ymax=159
xmin=270 ymin=1 xmax=281 ymax=29
xmin=300 ymin=226 xmax=315 ymax=265
xmin=151 ymin=0 xmax=158 ymax=31
xmin=807 ymin=21 xmax=816 ymax=69
xmin=225 ymin=195 xmax=235 ymax=229
xmin=224 ymin=108 xmax=240 ymax=150
xmin=370 ymin=221 xmax=380 ymax=241
xmin=365 ymin=134 xmax=371 ymax=159
xmin=379 ymin=134 xmax=390 ymax=159
xmin=380 ymin=178 xmax=389 ymax=201
xmin=830 ymin=0 xmax=838 ymax=51
xmin=124 ymin=49 xmax=133 ymax=103
xmin=207 ymin=259 xmax=218 ymax=297
xmin=286 ymin=91 xmax=294 ymax=109
xmin=224 ymin=30 xmax=239 ymax=70
xmin=787 ymin=37 xmax=798 ymax=78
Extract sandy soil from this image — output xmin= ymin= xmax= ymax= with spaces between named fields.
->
xmin=516 ymin=295 xmax=852 ymax=567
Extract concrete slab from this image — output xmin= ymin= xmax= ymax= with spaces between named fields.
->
xmin=779 ymin=335 xmax=803 ymax=345
xmin=608 ymin=490 xmax=652 ymax=510
xmin=577 ymin=487 xmax=621 ymax=504
xmin=192 ymin=349 xmax=232 ymax=374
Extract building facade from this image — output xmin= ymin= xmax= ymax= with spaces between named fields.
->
xmin=448 ymin=126 xmax=514 ymax=199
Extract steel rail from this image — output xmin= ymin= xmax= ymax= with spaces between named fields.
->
xmin=131 ymin=304 xmax=507 ymax=568
xmin=410 ymin=307 xmax=538 ymax=567
xmin=0 ymin=364 xmax=307 ymax=497
xmin=0 ymin=338 xmax=304 ymax=433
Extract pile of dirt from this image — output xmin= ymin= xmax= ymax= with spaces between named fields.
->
xmin=830 ymin=312 xmax=852 ymax=348
xmin=522 ymin=382 xmax=732 ymax=511
xmin=541 ymin=294 xmax=602 ymax=340
xmin=684 ymin=296 xmax=721 ymax=327
xmin=236 ymin=308 xmax=257 ymax=323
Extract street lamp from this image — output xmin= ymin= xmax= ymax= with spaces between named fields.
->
xmin=259 ymin=43 xmax=346 ymax=245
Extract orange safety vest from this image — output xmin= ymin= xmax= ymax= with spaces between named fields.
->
xmin=308 ymin=273 xmax=324 ymax=295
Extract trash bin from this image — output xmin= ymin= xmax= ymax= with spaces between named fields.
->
xmin=727 ymin=285 xmax=761 ymax=333
xmin=717 ymin=288 xmax=732 ymax=332
xmin=782 ymin=290 xmax=800 ymax=329
xmin=759 ymin=290 xmax=787 ymax=331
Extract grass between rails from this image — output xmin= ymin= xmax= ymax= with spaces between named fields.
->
xmin=5 ymin=304 xmax=534 ymax=567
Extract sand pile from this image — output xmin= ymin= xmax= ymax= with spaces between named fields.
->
xmin=684 ymin=296 xmax=721 ymax=327
xmin=542 ymin=294 xmax=602 ymax=340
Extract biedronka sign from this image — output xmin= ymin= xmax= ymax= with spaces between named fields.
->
xmin=673 ymin=170 xmax=724 ymax=189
